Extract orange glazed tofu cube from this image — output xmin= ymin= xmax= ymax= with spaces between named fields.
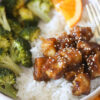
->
xmin=87 ymin=52 xmax=100 ymax=79
xmin=41 ymin=38 xmax=57 ymax=57
xmin=72 ymin=73 xmax=90 ymax=96
xmin=34 ymin=57 xmax=49 ymax=81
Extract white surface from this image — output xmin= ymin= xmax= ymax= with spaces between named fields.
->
xmin=0 ymin=94 xmax=12 ymax=100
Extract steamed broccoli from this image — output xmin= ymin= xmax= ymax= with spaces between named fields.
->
xmin=27 ymin=0 xmax=52 ymax=22
xmin=0 ymin=6 xmax=11 ymax=31
xmin=0 ymin=26 xmax=21 ymax=75
xmin=20 ymin=26 xmax=40 ymax=42
xmin=15 ymin=0 xmax=25 ymax=10
xmin=0 ymin=26 xmax=12 ymax=38
xmin=21 ymin=16 xmax=39 ymax=27
xmin=18 ymin=7 xmax=39 ymax=27
xmin=0 ymin=37 xmax=10 ymax=51
xmin=2 ymin=0 xmax=25 ymax=17
xmin=0 ymin=48 xmax=21 ymax=75
xmin=1 ymin=0 xmax=16 ymax=16
xmin=0 ymin=68 xmax=17 ymax=98
xmin=10 ymin=37 xmax=32 ymax=67
xmin=13 ymin=0 xmax=25 ymax=17
xmin=8 ymin=19 xmax=22 ymax=35
xmin=19 ymin=7 xmax=34 ymax=21
xmin=0 ymin=26 xmax=13 ymax=52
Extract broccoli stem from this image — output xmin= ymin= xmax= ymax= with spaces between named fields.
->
xmin=0 ymin=6 xmax=11 ymax=31
xmin=0 ymin=56 xmax=21 ymax=75
xmin=0 ymin=84 xmax=17 ymax=99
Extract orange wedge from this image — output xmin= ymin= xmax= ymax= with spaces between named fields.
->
xmin=52 ymin=0 xmax=83 ymax=27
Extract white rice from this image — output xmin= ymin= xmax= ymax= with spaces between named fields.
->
xmin=16 ymin=5 xmax=100 ymax=100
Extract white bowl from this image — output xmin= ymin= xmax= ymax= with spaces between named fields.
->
xmin=81 ymin=87 xmax=100 ymax=100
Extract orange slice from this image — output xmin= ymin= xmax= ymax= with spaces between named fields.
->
xmin=52 ymin=0 xmax=83 ymax=27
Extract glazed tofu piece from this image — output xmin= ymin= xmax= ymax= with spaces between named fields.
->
xmin=77 ymin=41 xmax=100 ymax=58
xmin=57 ymin=47 xmax=82 ymax=69
xmin=65 ymin=65 xmax=84 ymax=81
xmin=72 ymin=73 xmax=90 ymax=96
xmin=77 ymin=41 xmax=100 ymax=53
xmin=34 ymin=57 xmax=49 ymax=81
xmin=65 ymin=71 xmax=76 ymax=82
xmin=77 ymin=41 xmax=92 ymax=57
xmin=44 ymin=56 xmax=67 ymax=79
xmin=86 ymin=52 xmax=100 ymax=78
xmin=57 ymin=33 xmax=76 ymax=49
xmin=41 ymin=38 xmax=57 ymax=57
xmin=70 ymin=26 xmax=93 ymax=41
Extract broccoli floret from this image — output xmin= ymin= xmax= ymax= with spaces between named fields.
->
xmin=0 ymin=27 xmax=13 ymax=52
xmin=19 ymin=7 xmax=34 ymax=21
xmin=2 ymin=0 xmax=25 ymax=17
xmin=0 ymin=48 xmax=21 ymax=75
xmin=0 ymin=6 xmax=11 ymax=31
xmin=27 ymin=0 xmax=52 ymax=22
xmin=15 ymin=0 xmax=25 ymax=10
xmin=8 ymin=19 xmax=22 ymax=35
xmin=0 ymin=68 xmax=17 ymax=98
xmin=0 ymin=37 xmax=10 ymax=51
xmin=18 ymin=7 xmax=39 ymax=27
xmin=10 ymin=37 xmax=32 ymax=67
xmin=13 ymin=0 xmax=25 ymax=17
xmin=1 ymin=0 xmax=16 ymax=16
xmin=0 ymin=26 xmax=12 ymax=38
xmin=21 ymin=16 xmax=39 ymax=27
xmin=20 ymin=26 xmax=40 ymax=42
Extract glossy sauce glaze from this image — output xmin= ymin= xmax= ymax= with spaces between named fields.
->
xmin=93 ymin=94 xmax=100 ymax=100
xmin=33 ymin=26 xmax=100 ymax=96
